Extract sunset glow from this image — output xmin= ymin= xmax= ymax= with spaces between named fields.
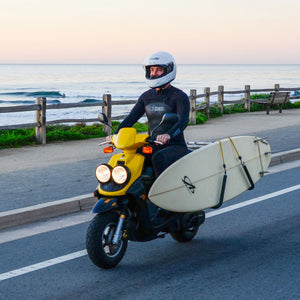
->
xmin=1 ymin=0 xmax=300 ymax=64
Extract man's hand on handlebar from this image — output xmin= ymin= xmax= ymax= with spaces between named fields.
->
xmin=155 ymin=134 xmax=171 ymax=145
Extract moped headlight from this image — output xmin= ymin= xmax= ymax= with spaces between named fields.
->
xmin=95 ymin=164 xmax=111 ymax=183
xmin=112 ymin=166 xmax=129 ymax=184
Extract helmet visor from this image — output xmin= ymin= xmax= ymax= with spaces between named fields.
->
xmin=145 ymin=63 xmax=174 ymax=80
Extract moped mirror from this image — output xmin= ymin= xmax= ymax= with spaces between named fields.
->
xmin=98 ymin=113 xmax=109 ymax=125
xmin=98 ymin=113 xmax=115 ymax=134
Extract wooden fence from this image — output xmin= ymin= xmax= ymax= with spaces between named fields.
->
xmin=0 ymin=84 xmax=299 ymax=144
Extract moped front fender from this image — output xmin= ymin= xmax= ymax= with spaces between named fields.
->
xmin=92 ymin=198 xmax=118 ymax=214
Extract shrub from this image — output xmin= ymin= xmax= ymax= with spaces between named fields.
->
xmin=209 ymin=106 xmax=222 ymax=118
xmin=293 ymin=101 xmax=300 ymax=108
xmin=196 ymin=112 xmax=207 ymax=124
xmin=250 ymin=93 xmax=270 ymax=100
xmin=223 ymin=106 xmax=231 ymax=114
xmin=133 ymin=122 xmax=148 ymax=132
xmin=230 ymin=103 xmax=247 ymax=113
xmin=283 ymin=101 xmax=295 ymax=109
xmin=0 ymin=128 xmax=35 ymax=148
xmin=250 ymin=103 xmax=266 ymax=112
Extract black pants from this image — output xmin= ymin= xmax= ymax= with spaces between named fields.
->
xmin=151 ymin=144 xmax=188 ymax=178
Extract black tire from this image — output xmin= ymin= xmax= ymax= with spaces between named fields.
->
xmin=170 ymin=226 xmax=199 ymax=243
xmin=170 ymin=211 xmax=205 ymax=243
xmin=86 ymin=212 xmax=128 ymax=269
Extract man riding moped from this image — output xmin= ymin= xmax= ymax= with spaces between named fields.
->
xmin=86 ymin=52 xmax=205 ymax=269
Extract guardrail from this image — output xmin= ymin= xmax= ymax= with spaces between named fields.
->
xmin=0 ymin=84 xmax=299 ymax=144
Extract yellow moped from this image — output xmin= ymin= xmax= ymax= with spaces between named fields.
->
xmin=86 ymin=113 xmax=205 ymax=269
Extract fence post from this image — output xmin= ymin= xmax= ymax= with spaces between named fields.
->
xmin=275 ymin=83 xmax=280 ymax=91
xmin=102 ymin=94 xmax=112 ymax=135
xmin=189 ymin=89 xmax=197 ymax=125
xmin=35 ymin=97 xmax=47 ymax=144
xmin=244 ymin=85 xmax=251 ymax=112
xmin=204 ymin=87 xmax=210 ymax=118
xmin=218 ymin=85 xmax=224 ymax=113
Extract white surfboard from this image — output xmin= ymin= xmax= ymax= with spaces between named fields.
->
xmin=148 ymin=136 xmax=271 ymax=212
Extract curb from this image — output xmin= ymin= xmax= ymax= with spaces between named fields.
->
xmin=1 ymin=149 xmax=300 ymax=231
xmin=269 ymin=148 xmax=300 ymax=166
xmin=0 ymin=194 xmax=96 ymax=231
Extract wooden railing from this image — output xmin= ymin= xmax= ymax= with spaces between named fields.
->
xmin=188 ymin=84 xmax=300 ymax=123
xmin=0 ymin=84 xmax=299 ymax=144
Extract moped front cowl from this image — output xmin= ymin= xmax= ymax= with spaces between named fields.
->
xmin=92 ymin=198 xmax=118 ymax=214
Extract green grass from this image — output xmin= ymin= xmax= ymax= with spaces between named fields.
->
xmin=0 ymin=128 xmax=36 ymax=148
xmin=1 ymin=97 xmax=300 ymax=149
xmin=0 ymin=121 xmax=148 ymax=149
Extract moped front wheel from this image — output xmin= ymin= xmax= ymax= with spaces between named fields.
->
xmin=86 ymin=212 xmax=128 ymax=269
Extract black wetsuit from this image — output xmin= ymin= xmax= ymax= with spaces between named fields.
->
xmin=117 ymin=85 xmax=190 ymax=177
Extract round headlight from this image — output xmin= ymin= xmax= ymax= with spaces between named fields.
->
xmin=112 ymin=166 xmax=128 ymax=184
xmin=95 ymin=164 xmax=111 ymax=183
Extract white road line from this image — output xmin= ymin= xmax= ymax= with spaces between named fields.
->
xmin=1 ymin=184 xmax=300 ymax=282
xmin=0 ymin=250 xmax=87 ymax=281
xmin=206 ymin=184 xmax=300 ymax=218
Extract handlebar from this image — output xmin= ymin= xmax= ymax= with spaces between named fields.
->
xmin=146 ymin=137 xmax=165 ymax=145
xmin=99 ymin=141 xmax=112 ymax=146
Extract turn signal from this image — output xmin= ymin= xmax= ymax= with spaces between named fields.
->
xmin=103 ymin=146 xmax=113 ymax=153
xmin=142 ymin=146 xmax=153 ymax=154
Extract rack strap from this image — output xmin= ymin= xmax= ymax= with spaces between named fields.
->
xmin=213 ymin=140 xmax=227 ymax=209
xmin=227 ymin=137 xmax=254 ymax=190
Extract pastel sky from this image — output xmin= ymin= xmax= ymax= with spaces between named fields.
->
xmin=1 ymin=0 xmax=300 ymax=64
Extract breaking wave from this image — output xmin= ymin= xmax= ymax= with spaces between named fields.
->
xmin=81 ymin=99 xmax=102 ymax=103
xmin=292 ymin=90 xmax=300 ymax=96
xmin=0 ymin=91 xmax=65 ymax=98
xmin=0 ymin=99 xmax=61 ymax=104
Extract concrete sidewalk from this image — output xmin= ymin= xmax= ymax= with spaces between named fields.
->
xmin=1 ymin=109 xmax=300 ymax=174
xmin=1 ymin=109 xmax=300 ymax=230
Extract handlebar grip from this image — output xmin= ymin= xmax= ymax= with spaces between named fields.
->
xmin=146 ymin=137 xmax=165 ymax=145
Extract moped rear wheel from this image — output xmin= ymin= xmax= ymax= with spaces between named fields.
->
xmin=170 ymin=211 xmax=205 ymax=242
xmin=86 ymin=212 xmax=128 ymax=269
xmin=170 ymin=226 xmax=199 ymax=242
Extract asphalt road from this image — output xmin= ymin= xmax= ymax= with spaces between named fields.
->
xmin=1 ymin=161 xmax=299 ymax=300
xmin=1 ymin=124 xmax=300 ymax=213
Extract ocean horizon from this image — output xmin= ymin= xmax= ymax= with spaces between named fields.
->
xmin=1 ymin=64 xmax=299 ymax=126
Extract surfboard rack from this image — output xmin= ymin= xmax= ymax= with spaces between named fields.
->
xmin=227 ymin=137 xmax=255 ymax=190
xmin=213 ymin=140 xmax=227 ymax=209
xmin=213 ymin=173 xmax=227 ymax=209
xmin=254 ymin=137 xmax=269 ymax=145
xmin=260 ymin=171 xmax=269 ymax=175
xmin=186 ymin=141 xmax=212 ymax=149
xmin=242 ymin=163 xmax=255 ymax=190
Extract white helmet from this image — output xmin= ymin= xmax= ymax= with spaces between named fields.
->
xmin=143 ymin=51 xmax=177 ymax=88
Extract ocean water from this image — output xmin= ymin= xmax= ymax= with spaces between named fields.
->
xmin=0 ymin=64 xmax=299 ymax=126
